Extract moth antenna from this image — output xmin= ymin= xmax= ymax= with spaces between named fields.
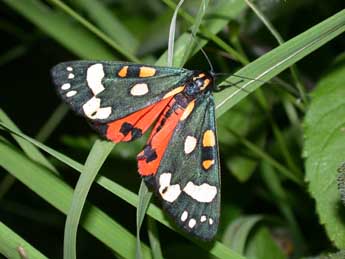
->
xmin=190 ymin=32 xmax=215 ymax=73
xmin=199 ymin=46 xmax=214 ymax=74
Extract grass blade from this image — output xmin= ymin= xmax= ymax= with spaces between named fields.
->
xmin=63 ymin=140 xmax=114 ymax=259
xmin=0 ymin=221 xmax=48 ymax=259
xmin=214 ymin=9 xmax=345 ymax=117
xmin=2 ymin=0 xmax=115 ymax=60
xmin=0 ymin=140 xmax=152 ymax=258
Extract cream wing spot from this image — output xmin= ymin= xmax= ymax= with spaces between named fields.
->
xmin=82 ymin=97 xmax=111 ymax=119
xmin=61 ymin=83 xmax=71 ymax=90
xmin=86 ymin=63 xmax=105 ymax=95
xmin=68 ymin=73 xmax=75 ymax=79
xmin=183 ymin=182 xmax=217 ymax=203
xmin=66 ymin=90 xmax=77 ymax=97
xmin=180 ymin=100 xmax=195 ymax=121
xmin=184 ymin=136 xmax=197 ymax=154
xmin=209 ymin=218 xmax=214 ymax=225
xmin=188 ymin=218 xmax=196 ymax=228
xmin=130 ymin=83 xmax=149 ymax=96
xmin=159 ymin=173 xmax=181 ymax=202
xmin=66 ymin=66 xmax=73 ymax=71
xmin=181 ymin=211 xmax=188 ymax=222
xmin=200 ymin=215 xmax=207 ymax=222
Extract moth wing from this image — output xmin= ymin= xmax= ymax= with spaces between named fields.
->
xmin=51 ymin=61 xmax=192 ymax=123
xmin=143 ymin=93 xmax=220 ymax=240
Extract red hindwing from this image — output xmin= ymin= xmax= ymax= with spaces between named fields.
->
xmin=137 ymin=98 xmax=185 ymax=176
xmin=105 ymin=97 xmax=173 ymax=142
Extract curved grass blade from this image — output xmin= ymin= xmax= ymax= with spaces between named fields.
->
xmin=0 ymin=140 xmax=152 ymax=258
xmin=136 ymin=182 xmax=152 ymax=259
xmin=167 ymin=0 xmax=185 ymax=66
xmin=179 ymin=0 xmax=209 ymax=67
xmin=147 ymin=218 xmax=164 ymax=259
xmin=47 ymin=0 xmax=140 ymax=63
xmin=73 ymin=0 xmax=138 ymax=54
xmin=156 ymin=0 xmax=247 ymax=66
xmin=2 ymin=0 xmax=115 ymax=60
xmin=0 ymin=221 xmax=48 ymax=259
xmin=0 ymin=119 xmax=247 ymax=259
xmin=63 ymin=140 xmax=114 ymax=259
xmin=214 ymin=9 xmax=345 ymax=117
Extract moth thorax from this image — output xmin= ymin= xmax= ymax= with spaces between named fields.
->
xmin=184 ymin=81 xmax=201 ymax=97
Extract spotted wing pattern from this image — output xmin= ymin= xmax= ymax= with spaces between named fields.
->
xmin=143 ymin=93 xmax=220 ymax=240
xmin=51 ymin=61 xmax=193 ymax=123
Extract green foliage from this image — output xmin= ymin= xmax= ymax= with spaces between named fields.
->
xmin=0 ymin=0 xmax=345 ymax=258
xmin=304 ymin=54 xmax=345 ymax=248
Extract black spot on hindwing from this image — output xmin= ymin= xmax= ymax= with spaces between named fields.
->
xmin=138 ymin=145 xmax=157 ymax=163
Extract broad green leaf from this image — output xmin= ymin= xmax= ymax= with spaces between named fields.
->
xmin=245 ymin=226 xmax=286 ymax=259
xmin=304 ymin=54 xmax=345 ymax=248
xmin=222 ymin=215 xmax=263 ymax=253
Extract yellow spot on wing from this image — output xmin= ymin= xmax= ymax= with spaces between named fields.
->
xmin=200 ymin=78 xmax=211 ymax=90
xmin=163 ymin=86 xmax=184 ymax=99
xmin=118 ymin=66 xmax=128 ymax=77
xmin=203 ymin=130 xmax=215 ymax=147
xmin=180 ymin=100 xmax=195 ymax=121
xmin=139 ymin=66 xmax=156 ymax=77
xmin=202 ymin=160 xmax=214 ymax=170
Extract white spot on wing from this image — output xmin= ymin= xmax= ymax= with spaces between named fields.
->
xmin=130 ymin=83 xmax=149 ymax=96
xmin=66 ymin=66 xmax=73 ymax=71
xmin=184 ymin=136 xmax=197 ymax=154
xmin=66 ymin=90 xmax=77 ymax=97
xmin=159 ymin=173 xmax=181 ymax=202
xmin=61 ymin=83 xmax=71 ymax=90
xmin=87 ymin=63 xmax=105 ymax=95
xmin=209 ymin=218 xmax=214 ymax=225
xmin=68 ymin=73 xmax=75 ymax=79
xmin=181 ymin=211 xmax=188 ymax=222
xmin=183 ymin=182 xmax=217 ymax=203
xmin=188 ymin=218 xmax=196 ymax=228
xmin=82 ymin=96 xmax=111 ymax=119
xmin=200 ymin=215 xmax=206 ymax=222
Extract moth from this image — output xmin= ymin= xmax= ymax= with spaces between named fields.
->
xmin=51 ymin=61 xmax=221 ymax=240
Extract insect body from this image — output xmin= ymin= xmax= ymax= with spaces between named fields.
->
xmin=51 ymin=61 xmax=220 ymax=240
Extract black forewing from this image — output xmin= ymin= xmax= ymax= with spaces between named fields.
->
xmin=51 ymin=61 xmax=193 ymax=123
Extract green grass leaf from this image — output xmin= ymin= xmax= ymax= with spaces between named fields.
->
xmin=304 ymin=53 xmax=345 ymax=248
xmin=222 ymin=215 xmax=264 ymax=253
xmin=0 ymin=139 xmax=152 ymax=258
xmin=136 ymin=182 xmax=152 ymax=259
xmin=2 ymin=0 xmax=115 ymax=60
xmin=156 ymin=0 xmax=247 ymax=66
xmin=72 ymin=0 xmax=138 ymax=54
xmin=0 ymin=221 xmax=48 ymax=259
xmin=0 ymin=114 xmax=247 ymax=259
xmin=214 ymin=9 xmax=345 ymax=117
xmin=245 ymin=226 xmax=286 ymax=259
xmin=64 ymin=140 xmax=114 ymax=259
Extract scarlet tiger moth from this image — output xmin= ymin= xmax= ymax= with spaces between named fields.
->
xmin=51 ymin=61 xmax=220 ymax=240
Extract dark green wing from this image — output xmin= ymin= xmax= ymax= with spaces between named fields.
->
xmin=51 ymin=61 xmax=193 ymax=122
xmin=144 ymin=92 xmax=220 ymax=240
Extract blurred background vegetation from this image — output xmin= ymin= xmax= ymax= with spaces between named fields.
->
xmin=0 ymin=0 xmax=345 ymax=259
